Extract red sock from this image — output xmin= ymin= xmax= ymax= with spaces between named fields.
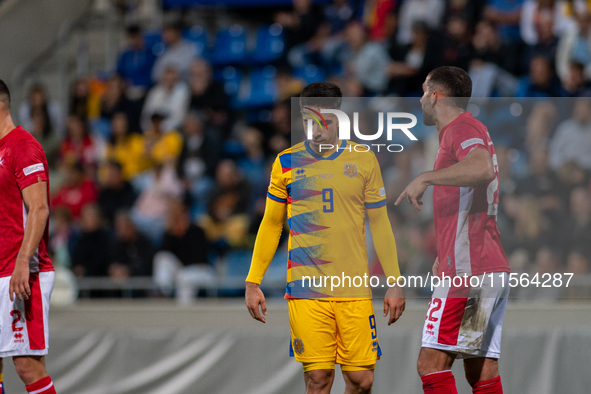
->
xmin=472 ymin=375 xmax=503 ymax=394
xmin=26 ymin=376 xmax=56 ymax=394
xmin=421 ymin=370 xmax=458 ymax=394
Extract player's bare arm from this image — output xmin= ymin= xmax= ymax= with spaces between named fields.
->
xmin=245 ymin=198 xmax=286 ymax=323
xmin=10 ymin=180 xmax=49 ymax=302
xmin=366 ymin=206 xmax=405 ymax=325
xmin=395 ymin=148 xmax=494 ymax=211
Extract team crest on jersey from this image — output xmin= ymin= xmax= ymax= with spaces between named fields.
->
xmin=293 ymin=338 xmax=305 ymax=354
xmin=344 ymin=164 xmax=358 ymax=178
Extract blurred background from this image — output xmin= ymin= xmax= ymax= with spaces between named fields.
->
xmin=1 ymin=0 xmax=591 ymax=392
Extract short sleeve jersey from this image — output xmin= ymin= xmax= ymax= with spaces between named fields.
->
xmin=433 ymin=112 xmax=510 ymax=277
xmin=268 ymin=140 xmax=387 ymax=299
xmin=0 ymin=127 xmax=54 ymax=277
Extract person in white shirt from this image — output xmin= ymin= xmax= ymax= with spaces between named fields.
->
xmin=152 ymin=22 xmax=199 ymax=83
xmin=549 ymin=98 xmax=591 ymax=170
xmin=141 ymin=66 xmax=190 ymax=132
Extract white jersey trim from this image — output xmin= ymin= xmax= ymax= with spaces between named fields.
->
xmin=454 ymin=187 xmax=473 ymax=276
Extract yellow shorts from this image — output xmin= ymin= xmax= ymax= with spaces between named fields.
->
xmin=289 ymin=299 xmax=381 ymax=370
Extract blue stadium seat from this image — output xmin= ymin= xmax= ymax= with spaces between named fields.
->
xmin=144 ymin=30 xmax=165 ymax=57
xmin=213 ymin=66 xmax=243 ymax=97
xmin=211 ymin=25 xmax=247 ymax=65
xmin=232 ymin=65 xmax=277 ymax=109
xmin=183 ymin=25 xmax=209 ymax=58
xmin=248 ymin=24 xmax=285 ymax=64
xmin=293 ymin=65 xmax=327 ymax=85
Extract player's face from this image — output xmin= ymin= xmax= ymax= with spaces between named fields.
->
xmin=301 ymin=107 xmax=339 ymax=153
xmin=420 ymin=79 xmax=436 ymax=126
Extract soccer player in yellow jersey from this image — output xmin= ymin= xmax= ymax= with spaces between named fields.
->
xmin=245 ymin=82 xmax=405 ymax=394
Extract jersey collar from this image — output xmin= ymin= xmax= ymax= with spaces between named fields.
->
xmin=305 ymin=139 xmax=347 ymax=161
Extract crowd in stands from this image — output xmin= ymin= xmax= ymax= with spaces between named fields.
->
xmin=22 ymin=0 xmax=591 ymax=299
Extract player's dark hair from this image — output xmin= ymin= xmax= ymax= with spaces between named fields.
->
xmin=427 ymin=66 xmax=472 ymax=110
xmin=299 ymin=82 xmax=342 ymax=109
xmin=0 ymin=79 xmax=11 ymax=109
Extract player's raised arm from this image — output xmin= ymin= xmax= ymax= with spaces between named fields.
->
xmin=395 ymin=148 xmax=495 ymax=211
xmin=245 ymin=157 xmax=288 ymax=323
xmin=11 ymin=180 xmax=49 ymax=302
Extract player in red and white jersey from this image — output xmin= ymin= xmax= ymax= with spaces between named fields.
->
xmin=0 ymin=80 xmax=57 ymax=394
xmin=396 ymin=67 xmax=510 ymax=394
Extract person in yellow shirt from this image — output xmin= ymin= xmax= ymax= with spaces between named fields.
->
xmin=143 ymin=112 xmax=183 ymax=165
xmin=103 ymin=112 xmax=151 ymax=180
xmin=245 ymin=82 xmax=405 ymax=394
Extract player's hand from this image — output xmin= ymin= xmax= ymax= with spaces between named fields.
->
xmin=432 ymin=257 xmax=439 ymax=278
xmin=10 ymin=256 xmax=31 ymax=302
xmin=395 ymin=173 xmax=430 ymax=211
xmin=245 ymin=281 xmax=267 ymax=323
xmin=383 ymin=285 xmax=405 ymax=325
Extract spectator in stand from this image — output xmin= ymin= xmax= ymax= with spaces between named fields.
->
xmin=188 ymin=59 xmax=228 ymax=114
xmin=198 ymin=191 xmax=251 ymax=255
xmin=60 ymin=114 xmax=98 ymax=167
xmin=563 ymin=61 xmax=591 ymax=95
xmin=483 ymin=0 xmax=524 ymax=43
xmin=143 ymin=113 xmax=183 ymax=166
xmin=141 ymin=66 xmax=190 ymax=132
xmin=71 ymin=204 xmax=112 ymax=277
xmin=29 ymin=107 xmax=60 ymax=170
xmin=566 ymin=249 xmax=590 ymax=276
xmin=151 ymin=21 xmax=199 ymax=83
xmin=130 ymin=163 xmax=184 ymax=245
xmin=522 ymin=8 xmax=560 ymax=70
xmin=362 ymin=0 xmax=396 ymax=41
xmin=210 ymin=159 xmax=251 ymax=214
xmin=255 ymin=100 xmax=291 ymax=156
xmin=502 ymin=195 xmax=554 ymax=260
xmin=176 ymin=111 xmax=222 ymax=208
xmin=559 ymin=187 xmax=591 ymax=258
xmin=515 ymin=55 xmax=566 ymax=96
xmin=557 ymin=10 xmax=591 ymax=83
xmin=343 ymin=21 xmax=391 ymax=94
xmin=274 ymin=0 xmax=325 ymax=50
xmin=153 ymin=199 xmax=213 ymax=303
xmin=99 ymin=74 xmax=141 ymax=134
xmin=237 ymin=127 xmax=267 ymax=200
xmin=98 ymin=161 xmax=138 ymax=225
xmin=516 ymin=146 xmax=567 ymax=217
xmin=324 ymin=0 xmax=357 ymax=34
xmin=69 ymin=78 xmax=91 ymax=120
xmin=549 ymin=98 xmax=591 ymax=170
xmin=388 ymin=22 xmax=444 ymax=96
xmin=396 ymin=0 xmax=445 ymax=45
xmin=520 ymin=0 xmax=575 ymax=46
xmin=48 ymin=207 xmax=74 ymax=269
xmin=443 ymin=0 xmax=487 ymax=30
xmin=442 ymin=15 xmax=474 ymax=70
xmin=19 ymin=84 xmax=64 ymax=137
xmin=520 ymin=247 xmax=563 ymax=298
xmin=116 ymin=24 xmax=156 ymax=95
xmin=103 ymin=112 xmax=151 ymax=181
xmin=110 ymin=211 xmax=154 ymax=278
xmin=52 ymin=162 xmax=98 ymax=220
xmin=471 ymin=19 xmax=521 ymax=74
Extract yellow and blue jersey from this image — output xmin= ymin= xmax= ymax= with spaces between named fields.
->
xmin=268 ymin=140 xmax=387 ymax=300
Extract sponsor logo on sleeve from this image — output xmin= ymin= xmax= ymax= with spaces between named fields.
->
xmin=460 ymin=138 xmax=484 ymax=150
xmin=379 ymin=187 xmax=386 ymax=197
xmin=23 ymin=163 xmax=44 ymax=176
